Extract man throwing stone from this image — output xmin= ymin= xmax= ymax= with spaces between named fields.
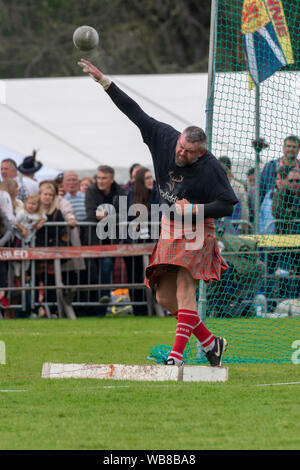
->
xmin=78 ymin=58 xmax=238 ymax=367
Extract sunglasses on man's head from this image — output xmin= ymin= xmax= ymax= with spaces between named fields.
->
xmin=288 ymin=179 xmax=300 ymax=183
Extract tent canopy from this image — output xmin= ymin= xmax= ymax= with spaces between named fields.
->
xmin=0 ymin=74 xmax=208 ymax=183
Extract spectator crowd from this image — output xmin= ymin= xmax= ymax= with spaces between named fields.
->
xmin=216 ymin=135 xmax=300 ymax=236
xmin=0 ymin=133 xmax=299 ymax=318
xmin=0 ymin=153 xmax=159 ymax=317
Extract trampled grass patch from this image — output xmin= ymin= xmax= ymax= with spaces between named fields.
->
xmin=0 ymin=317 xmax=300 ymax=450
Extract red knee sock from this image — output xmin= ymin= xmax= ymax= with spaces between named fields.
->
xmin=193 ymin=318 xmax=215 ymax=351
xmin=168 ymin=309 xmax=199 ymax=363
xmin=169 ymin=310 xmax=216 ymax=363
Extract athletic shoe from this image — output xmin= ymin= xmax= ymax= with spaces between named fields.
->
xmin=164 ymin=357 xmax=183 ymax=366
xmin=205 ymin=337 xmax=227 ymax=367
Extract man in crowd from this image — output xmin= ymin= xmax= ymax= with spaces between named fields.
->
xmin=78 ymin=58 xmax=238 ymax=366
xmin=1 ymin=153 xmax=42 ymax=202
xmin=63 ymin=170 xmax=87 ymax=221
xmin=272 ymin=168 xmax=300 ymax=278
xmin=259 ymin=166 xmax=289 ymax=234
xmin=85 ymin=165 xmax=126 ymax=313
xmin=260 ymin=135 xmax=300 ymax=203
xmin=17 ymin=151 xmax=42 ymax=201
xmin=272 ymin=168 xmax=300 ymax=235
xmin=1 ymin=157 xmax=27 ymax=201
xmin=85 ymin=165 xmax=126 ymax=227
xmin=1 ymin=158 xmax=18 ymax=180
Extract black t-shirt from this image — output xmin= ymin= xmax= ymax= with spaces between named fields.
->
xmin=106 ymin=83 xmax=238 ymax=211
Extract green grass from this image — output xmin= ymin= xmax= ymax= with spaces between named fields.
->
xmin=1 ymin=317 xmax=300 ymax=450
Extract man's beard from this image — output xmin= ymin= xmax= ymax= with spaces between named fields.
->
xmin=175 ymin=154 xmax=198 ymax=167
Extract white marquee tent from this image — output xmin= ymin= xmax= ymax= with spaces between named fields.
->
xmin=0 ymin=73 xmax=208 ymax=183
xmin=0 ymin=71 xmax=299 ymax=184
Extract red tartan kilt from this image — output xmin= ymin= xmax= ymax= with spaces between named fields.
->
xmin=144 ymin=218 xmax=228 ymax=288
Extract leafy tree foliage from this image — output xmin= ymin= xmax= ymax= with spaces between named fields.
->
xmin=0 ymin=0 xmax=298 ymax=79
xmin=0 ymin=0 xmax=211 ymax=78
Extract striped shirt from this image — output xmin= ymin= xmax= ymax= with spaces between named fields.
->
xmin=64 ymin=192 xmax=87 ymax=221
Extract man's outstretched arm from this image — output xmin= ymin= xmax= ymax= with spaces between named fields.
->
xmin=78 ymin=58 xmax=152 ymax=129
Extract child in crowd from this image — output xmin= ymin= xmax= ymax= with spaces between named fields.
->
xmin=13 ymin=194 xmax=47 ymax=277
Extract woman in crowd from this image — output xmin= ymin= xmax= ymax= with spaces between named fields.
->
xmin=128 ymin=167 xmax=159 ymax=211
xmin=34 ymin=182 xmax=66 ymax=316
xmin=54 ymin=173 xmax=66 ymax=197
xmin=0 ymin=178 xmax=23 ymax=217
xmin=125 ymin=167 xmax=160 ymax=315
xmin=79 ymin=176 xmax=94 ymax=194
xmin=0 ymin=178 xmax=23 ymax=224
xmin=37 ymin=181 xmax=85 ymax=315
xmin=40 ymin=179 xmax=77 ymax=227
xmin=36 ymin=182 xmax=66 ymax=246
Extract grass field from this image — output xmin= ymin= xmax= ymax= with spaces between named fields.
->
xmin=1 ymin=316 xmax=300 ymax=450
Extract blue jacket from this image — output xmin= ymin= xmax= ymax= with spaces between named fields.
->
xmin=259 ymin=189 xmax=275 ymax=234
xmin=259 ymin=158 xmax=281 ymax=204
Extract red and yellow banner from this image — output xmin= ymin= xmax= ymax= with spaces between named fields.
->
xmin=263 ymin=0 xmax=294 ymax=64
xmin=242 ymin=0 xmax=294 ymax=87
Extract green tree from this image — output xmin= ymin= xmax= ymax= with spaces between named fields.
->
xmin=0 ymin=0 xmax=212 ymax=78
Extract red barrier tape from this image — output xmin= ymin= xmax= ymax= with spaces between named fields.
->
xmin=0 ymin=243 xmax=155 ymax=260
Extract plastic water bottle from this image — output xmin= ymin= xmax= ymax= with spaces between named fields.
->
xmin=254 ymin=294 xmax=267 ymax=318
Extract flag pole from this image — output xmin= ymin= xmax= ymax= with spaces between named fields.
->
xmin=200 ymin=0 xmax=218 ymax=316
xmin=196 ymin=0 xmax=218 ymax=360
xmin=206 ymin=0 xmax=218 ymax=150
xmin=254 ymin=84 xmax=260 ymax=234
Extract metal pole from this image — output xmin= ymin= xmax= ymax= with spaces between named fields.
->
xmin=254 ymin=84 xmax=260 ymax=234
xmin=206 ymin=0 xmax=218 ymax=150
xmin=197 ymin=0 xmax=219 ymax=360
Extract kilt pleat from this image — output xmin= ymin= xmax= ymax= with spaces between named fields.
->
xmin=144 ymin=217 xmax=228 ymax=288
